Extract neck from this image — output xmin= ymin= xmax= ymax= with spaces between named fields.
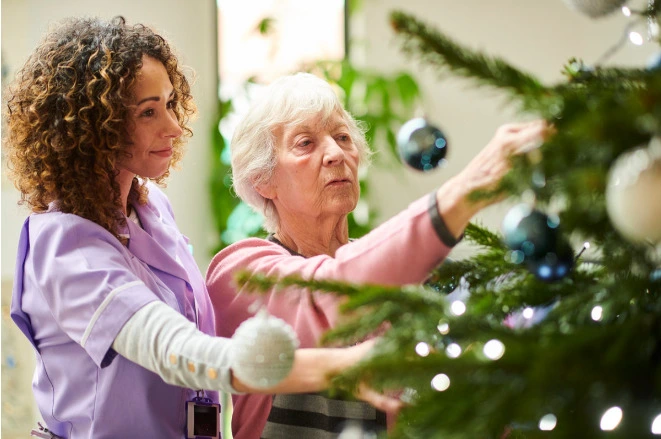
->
xmin=274 ymin=215 xmax=350 ymax=257
xmin=116 ymin=169 xmax=136 ymax=215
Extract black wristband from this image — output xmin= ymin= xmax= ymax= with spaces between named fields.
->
xmin=428 ymin=192 xmax=464 ymax=248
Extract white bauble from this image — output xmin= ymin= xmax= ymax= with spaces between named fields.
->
xmin=606 ymin=142 xmax=661 ymax=244
xmin=230 ymin=308 xmax=299 ymax=389
xmin=563 ymin=0 xmax=628 ymax=18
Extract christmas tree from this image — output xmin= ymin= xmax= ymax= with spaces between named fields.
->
xmin=240 ymin=2 xmax=661 ymax=437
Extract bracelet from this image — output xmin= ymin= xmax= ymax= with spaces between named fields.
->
xmin=428 ymin=192 xmax=464 ymax=248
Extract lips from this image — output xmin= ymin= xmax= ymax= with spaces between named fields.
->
xmin=151 ymin=147 xmax=173 ymax=158
xmin=326 ymin=177 xmax=351 ymax=186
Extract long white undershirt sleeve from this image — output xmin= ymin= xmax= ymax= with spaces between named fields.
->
xmin=112 ymin=301 xmax=240 ymax=393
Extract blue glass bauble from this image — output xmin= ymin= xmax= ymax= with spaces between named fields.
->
xmin=502 ymin=204 xmax=560 ymax=261
xmin=526 ymin=239 xmax=574 ymax=282
xmin=397 ymin=118 xmax=448 ymax=172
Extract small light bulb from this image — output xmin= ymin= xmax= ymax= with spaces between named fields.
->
xmin=591 ymin=305 xmax=603 ymax=321
xmin=539 ymin=414 xmax=557 ymax=431
xmin=431 ymin=373 xmax=450 ymax=391
xmin=600 ymin=406 xmax=623 ymax=431
xmin=415 ymin=342 xmax=430 ymax=357
xmin=629 ymin=31 xmax=644 ymax=46
xmin=651 ymin=413 xmax=661 ymax=434
xmin=622 ymin=6 xmax=631 ymax=17
xmin=483 ymin=339 xmax=505 ymax=360
xmin=522 ymin=307 xmax=535 ymax=319
xmin=451 ymin=300 xmax=466 ymax=316
xmin=446 ymin=343 xmax=462 ymax=358
xmin=437 ymin=323 xmax=450 ymax=334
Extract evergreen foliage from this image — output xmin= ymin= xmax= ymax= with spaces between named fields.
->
xmin=239 ymin=6 xmax=661 ymax=438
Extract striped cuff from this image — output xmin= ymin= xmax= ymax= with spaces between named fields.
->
xmin=428 ymin=192 xmax=463 ymax=248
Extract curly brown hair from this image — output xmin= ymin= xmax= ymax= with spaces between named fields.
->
xmin=3 ymin=16 xmax=196 ymax=242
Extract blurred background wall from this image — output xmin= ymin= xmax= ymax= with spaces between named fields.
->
xmin=1 ymin=0 xmax=656 ymax=436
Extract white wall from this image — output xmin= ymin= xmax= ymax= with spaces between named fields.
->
xmin=357 ymin=0 xmax=656 ymax=257
xmin=1 ymin=1 xmax=217 ymax=435
xmin=1 ymin=0 xmax=218 ymax=281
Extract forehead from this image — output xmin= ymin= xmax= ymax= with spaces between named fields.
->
xmin=131 ymin=56 xmax=172 ymax=98
xmin=281 ymin=111 xmax=348 ymax=135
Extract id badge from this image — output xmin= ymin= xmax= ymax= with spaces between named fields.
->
xmin=186 ymin=391 xmax=220 ymax=439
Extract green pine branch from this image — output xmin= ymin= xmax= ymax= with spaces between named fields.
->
xmin=389 ymin=10 xmax=548 ymax=110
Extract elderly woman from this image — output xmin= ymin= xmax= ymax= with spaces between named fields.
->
xmin=206 ymin=72 xmax=551 ymax=438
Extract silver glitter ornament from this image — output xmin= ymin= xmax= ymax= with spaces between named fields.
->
xmin=562 ymin=0 xmax=628 ymax=18
xmin=230 ymin=308 xmax=299 ymax=389
xmin=606 ymin=140 xmax=661 ymax=244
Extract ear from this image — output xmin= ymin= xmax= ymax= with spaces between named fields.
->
xmin=254 ymin=180 xmax=277 ymax=200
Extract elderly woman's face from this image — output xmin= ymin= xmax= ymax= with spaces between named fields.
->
xmin=262 ymin=112 xmax=360 ymax=224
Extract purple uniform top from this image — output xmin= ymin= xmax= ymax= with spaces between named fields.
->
xmin=11 ymin=183 xmax=218 ymax=439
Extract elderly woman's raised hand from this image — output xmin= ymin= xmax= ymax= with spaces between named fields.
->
xmin=434 ymin=120 xmax=553 ymax=240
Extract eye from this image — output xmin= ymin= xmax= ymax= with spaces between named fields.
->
xmin=140 ymin=108 xmax=155 ymax=117
xmin=335 ymin=133 xmax=351 ymax=142
xmin=166 ymin=99 xmax=176 ymax=110
xmin=296 ymin=138 xmax=313 ymax=148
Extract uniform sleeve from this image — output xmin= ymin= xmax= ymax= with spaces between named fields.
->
xmin=207 ymin=194 xmax=453 ymax=346
xmin=28 ymin=214 xmax=160 ymax=367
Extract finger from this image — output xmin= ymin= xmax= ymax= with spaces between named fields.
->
xmin=359 ymin=385 xmax=404 ymax=415
xmin=511 ymin=121 xmax=551 ymax=154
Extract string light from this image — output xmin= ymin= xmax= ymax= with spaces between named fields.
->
xmin=539 ymin=414 xmax=557 ymax=431
xmin=437 ymin=322 xmax=450 ymax=335
xmin=431 ymin=373 xmax=450 ymax=391
xmin=415 ymin=342 xmax=431 ymax=357
xmin=591 ymin=305 xmax=604 ymax=321
xmin=446 ymin=343 xmax=462 ymax=358
xmin=600 ymin=407 xmax=623 ymax=431
xmin=523 ymin=307 xmax=535 ymax=319
xmin=629 ymin=31 xmax=645 ymax=45
xmin=483 ymin=339 xmax=505 ymax=360
xmin=651 ymin=413 xmax=661 ymax=434
xmin=450 ymin=300 xmax=466 ymax=316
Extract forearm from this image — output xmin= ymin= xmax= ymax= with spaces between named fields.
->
xmin=113 ymin=301 xmax=238 ymax=393
xmin=231 ymin=342 xmax=367 ymax=394
xmin=435 ymin=174 xmax=484 ymax=241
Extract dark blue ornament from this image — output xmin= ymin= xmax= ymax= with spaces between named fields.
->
xmin=502 ymin=204 xmax=560 ymax=261
xmin=397 ymin=118 xmax=448 ymax=172
xmin=526 ymin=239 xmax=574 ymax=282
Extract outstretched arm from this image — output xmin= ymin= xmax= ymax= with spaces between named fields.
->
xmin=112 ymin=301 xmax=401 ymax=413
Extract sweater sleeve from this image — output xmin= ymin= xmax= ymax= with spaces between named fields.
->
xmin=206 ymin=194 xmax=454 ymax=346
xmin=112 ymin=301 xmax=241 ymax=393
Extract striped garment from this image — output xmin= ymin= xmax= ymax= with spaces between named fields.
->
xmin=261 ymin=236 xmax=387 ymax=438
xmin=261 ymin=393 xmax=386 ymax=438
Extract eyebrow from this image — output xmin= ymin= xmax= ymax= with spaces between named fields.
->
xmin=135 ymin=90 xmax=175 ymax=106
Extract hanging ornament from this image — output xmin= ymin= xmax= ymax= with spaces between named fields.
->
xmin=397 ymin=117 xmax=448 ymax=172
xmin=526 ymin=238 xmax=575 ymax=282
xmin=230 ymin=308 xmax=299 ymax=389
xmin=502 ymin=204 xmax=561 ymax=260
xmin=605 ymin=140 xmax=661 ymax=244
xmin=502 ymin=204 xmax=573 ymax=281
xmin=562 ymin=0 xmax=629 ymax=18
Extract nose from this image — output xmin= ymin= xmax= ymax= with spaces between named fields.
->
xmin=165 ymin=111 xmax=183 ymax=139
xmin=323 ymin=136 xmax=345 ymax=166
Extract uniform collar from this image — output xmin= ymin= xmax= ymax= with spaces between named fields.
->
xmin=122 ymin=201 xmax=190 ymax=284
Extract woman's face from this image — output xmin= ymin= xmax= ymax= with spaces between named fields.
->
xmin=117 ymin=55 xmax=183 ymax=182
xmin=260 ymin=112 xmax=360 ymax=224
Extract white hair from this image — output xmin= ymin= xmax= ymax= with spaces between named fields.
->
xmin=230 ymin=72 xmax=372 ymax=233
